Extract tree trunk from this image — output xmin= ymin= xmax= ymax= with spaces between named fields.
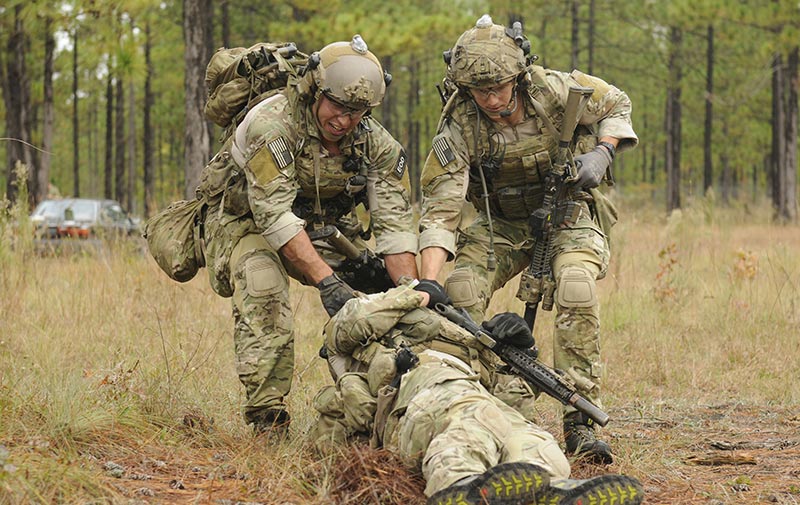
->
xmin=89 ymin=99 xmax=97 ymax=196
xmin=781 ymin=46 xmax=798 ymax=221
xmin=115 ymin=75 xmax=126 ymax=207
xmin=665 ymin=26 xmax=682 ymax=213
xmin=143 ymin=22 xmax=155 ymax=217
xmin=381 ymin=55 xmax=393 ymax=133
xmin=771 ymin=52 xmax=786 ymax=219
xmin=587 ymin=0 xmax=595 ymax=74
xmin=127 ymin=77 xmax=136 ymax=213
xmin=570 ymin=0 xmax=580 ymax=70
xmin=221 ymin=0 xmax=230 ymax=48
xmin=703 ymin=24 xmax=713 ymax=196
xmin=104 ymin=74 xmax=113 ymax=199
xmin=40 ymin=16 xmax=55 ymax=204
xmin=183 ymin=0 xmax=214 ymax=199
xmin=72 ymin=29 xmax=80 ymax=197
xmin=4 ymin=5 xmax=36 ymax=204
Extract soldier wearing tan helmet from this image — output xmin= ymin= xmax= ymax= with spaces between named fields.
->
xmin=418 ymin=15 xmax=639 ymax=463
xmin=195 ymin=36 xmax=419 ymax=435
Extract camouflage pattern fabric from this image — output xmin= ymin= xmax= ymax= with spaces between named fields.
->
xmin=419 ymin=65 xmax=636 ymax=416
xmin=384 ymin=353 xmax=570 ymax=496
xmin=444 ymin=206 xmax=608 ymax=409
xmin=419 ymin=65 xmax=637 ymax=256
xmin=309 ymin=286 xmax=570 ymax=497
xmin=194 ymin=85 xmax=416 ymax=424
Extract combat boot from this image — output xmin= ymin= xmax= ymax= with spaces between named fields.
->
xmin=538 ymin=474 xmax=645 ymax=505
xmin=563 ymin=412 xmax=613 ymax=464
xmin=248 ymin=408 xmax=291 ymax=439
xmin=427 ymin=462 xmax=550 ymax=505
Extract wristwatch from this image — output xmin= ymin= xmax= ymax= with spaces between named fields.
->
xmin=598 ymin=141 xmax=616 ymax=160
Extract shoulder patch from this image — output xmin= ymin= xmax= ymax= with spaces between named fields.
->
xmin=432 ymin=137 xmax=456 ymax=167
xmin=571 ymin=70 xmax=611 ymax=102
xmin=267 ymin=137 xmax=294 ymax=169
xmin=393 ymin=149 xmax=408 ymax=179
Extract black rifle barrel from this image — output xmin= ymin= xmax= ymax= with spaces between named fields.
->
xmin=434 ymin=303 xmax=609 ymax=427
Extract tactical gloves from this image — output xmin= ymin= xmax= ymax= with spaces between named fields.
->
xmin=317 ymin=273 xmax=356 ymax=316
xmin=414 ymin=279 xmax=452 ymax=308
xmin=481 ymin=312 xmax=534 ymax=348
xmin=573 ymin=145 xmax=613 ymax=190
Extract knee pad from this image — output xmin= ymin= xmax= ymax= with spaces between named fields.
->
xmin=556 ymin=265 xmax=596 ymax=309
xmin=445 ymin=268 xmax=480 ymax=309
xmin=238 ymin=253 xmax=287 ymax=299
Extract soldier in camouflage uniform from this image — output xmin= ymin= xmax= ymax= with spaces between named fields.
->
xmin=194 ymin=36 xmax=418 ymax=433
xmin=311 ymin=285 xmax=644 ymax=505
xmin=418 ymin=16 xmax=638 ymax=462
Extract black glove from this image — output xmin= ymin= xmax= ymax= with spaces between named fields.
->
xmin=317 ymin=274 xmax=356 ymax=316
xmin=573 ymin=145 xmax=612 ymax=190
xmin=414 ymin=279 xmax=451 ymax=308
xmin=481 ymin=312 xmax=534 ymax=348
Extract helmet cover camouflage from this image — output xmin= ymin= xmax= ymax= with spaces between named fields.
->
xmin=447 ymin=14 xmax=527 ymax=88
xmin=312 ymin=35 xmax=386 ymax=109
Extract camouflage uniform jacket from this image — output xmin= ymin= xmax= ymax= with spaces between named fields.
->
xmin=203 ymin=89 xmax=417 ymax=257
xmin=418 ymin=65 xmax=638 ymax=257
xmin=324 ymin=285 xmax=504 ymax=396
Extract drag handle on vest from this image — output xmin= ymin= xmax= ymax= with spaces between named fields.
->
xmin=433 ymin=302 xmax=609 ymax=427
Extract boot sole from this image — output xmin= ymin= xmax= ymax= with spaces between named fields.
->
xmin=476 ymin=462 xmax=551 ymax=504
xmin=540 ymin=474 xmax=644 ymax=505
xmin=428 ymin=462 xmax=551 ymax=505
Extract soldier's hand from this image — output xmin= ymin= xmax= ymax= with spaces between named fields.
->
xmin=414 ymin=279 xmax=451 ymax=308
xmin=317 ymin=274 xmax=356 ymax=316
xmin=573 ymin=145 xmax=612 ymax=190
xmin=482 ymin=312 xmax=534 ymax=348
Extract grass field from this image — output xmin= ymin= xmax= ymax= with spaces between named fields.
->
xmin=1 ymin=193 xmax=799 ymax=504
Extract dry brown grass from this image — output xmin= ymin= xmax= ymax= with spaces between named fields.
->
xmin=1 ymin=194 xmax=799 ymax=504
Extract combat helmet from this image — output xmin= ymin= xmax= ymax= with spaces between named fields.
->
xmin=305 ymin=35 xmax=391 ymax=110
xmin=445 ymin=14 xmax=531 ymax=89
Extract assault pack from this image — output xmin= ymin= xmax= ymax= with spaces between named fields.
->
xmin=204 ymin=42 xmax=309 ymax=138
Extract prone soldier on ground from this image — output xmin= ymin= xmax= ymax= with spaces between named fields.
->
xmin=190 ymin=35 xmax=418 ymax=434
xmin=310 ymin=284 xmax=644 ymax=505
xmin=417 ymin=15 xmax=639 ymax=463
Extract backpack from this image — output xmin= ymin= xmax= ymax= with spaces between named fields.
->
xmin=204 ymin=42 xmax=309 ymax=137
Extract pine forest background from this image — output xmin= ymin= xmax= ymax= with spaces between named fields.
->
xmin=1 ymin=0 xmax=798 ymax=221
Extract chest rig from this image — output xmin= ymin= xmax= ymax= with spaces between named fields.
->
xmin=463 ymin=100 xmax=556 ymax=219
xmin=291 ymin=121 xmax=371 ymax=231
xmin=459 ymin=67 xmax=578 ymax=221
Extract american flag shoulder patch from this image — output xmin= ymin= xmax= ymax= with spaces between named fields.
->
xmin=432 ymin=137 xmax=455 ymax=167
xmin=267 ymin=137 xmax=294 ymax=169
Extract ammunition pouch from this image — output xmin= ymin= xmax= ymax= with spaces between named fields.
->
xmin=144 ymin=197 xmax=207 ymax=283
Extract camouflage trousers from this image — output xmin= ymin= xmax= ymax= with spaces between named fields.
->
xmin=444 ymin=201 xmax=610 ymax=411
xmin=228 ymin=233 xmax=296 ymax=422
xmin=385 ymin=351 xmax=570 ymax=496
xmin=204 ymin=208 xmax=369 ymax=424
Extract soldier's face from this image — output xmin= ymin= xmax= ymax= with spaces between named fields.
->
xmin=469 ymin=81 xmax=515 ymax=119
xmin=314 ymin=95 xmax=368 ymax=142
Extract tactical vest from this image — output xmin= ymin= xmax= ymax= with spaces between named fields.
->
xmin=290 ymin=127 xmax=371 ymax=230
xmin=453 ymin=65 xmax=595 ymax=221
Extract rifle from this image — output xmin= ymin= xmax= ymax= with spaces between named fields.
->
xmin=306 ymin=224 xmax=394 ymax=294
xmin=516 ymin=86 xmax=595 ymax=331
xmin=434 ymin=302 xmax=608 ymax=427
